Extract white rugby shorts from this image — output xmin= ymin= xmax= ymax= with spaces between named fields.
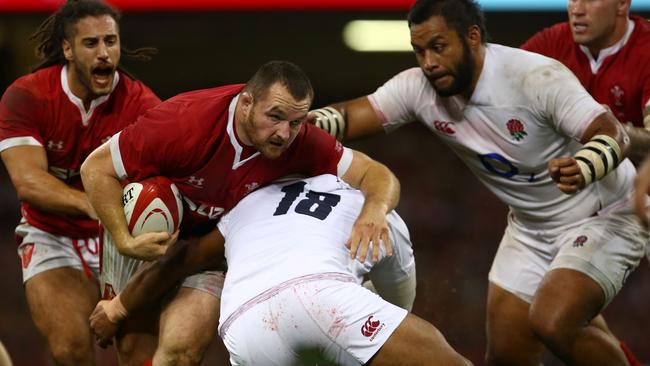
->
xmin=220 ymin=273 xmax=408 ymax=366
xmin=16 ymin=222 xmax=100 ymax=283
xmin=100 ymin=229 xmax=224 ymax=299
xmin=489 ymin=203 xmax=648 ymax=304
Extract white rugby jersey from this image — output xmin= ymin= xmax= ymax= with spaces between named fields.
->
xmin=217 ymin=174 xmax=413 ymax=332
xmin=369 ymin=43 xmax=636 ymax=229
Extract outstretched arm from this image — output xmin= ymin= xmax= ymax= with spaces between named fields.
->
xmin=312 ymin=96 xmax=385 ymax=142
xmin=89 ymin=228 xmax=225 ymax=345
xmin=341 ymin=149 xmax=400 ymax=263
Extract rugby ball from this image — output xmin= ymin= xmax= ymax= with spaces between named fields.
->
xmin=122 ymin=176 xmax=183 ymax=236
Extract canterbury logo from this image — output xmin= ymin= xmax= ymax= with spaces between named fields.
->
xmin=361 ymin=315 xmax=381 ymax=337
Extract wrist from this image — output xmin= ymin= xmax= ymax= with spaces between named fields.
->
xmin=105 ymin=294 xmax=129 ymax=323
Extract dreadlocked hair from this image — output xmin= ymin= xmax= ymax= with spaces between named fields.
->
xmin=29 ymin=0 xmax=157 ymax=72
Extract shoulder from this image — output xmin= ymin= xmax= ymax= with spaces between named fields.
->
xmin=631 ymin=16 xmax=650 ymax=49
xmin=376 ymin=67 xmax=429 ymax=96
xmin=631 ymin=16 xmax=650 ymax=34
xmin=521 ymin=22 xmax=572 ymax=54
xmin=1 ymin=67 xmax=62 ymax=113
xmin=490 ymin=43 xmax=562 ymax=76
xmin=7 ymin=65 xmax=61 ymax=97
xmin=487 ymin=45 xmax=577 ymax=100
xmin=392 ymin=67 xmax=427 ymax=83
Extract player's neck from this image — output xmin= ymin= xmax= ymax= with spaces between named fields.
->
xmin=65 ymin=65 xmax=96 ymax=111
xmin=233 ymin=102 xmax=253 ymax=146
xmin=587 ymin=16 xmax=629 ymax=59
xmin=463 ymin=45 xmax=486 ymax=100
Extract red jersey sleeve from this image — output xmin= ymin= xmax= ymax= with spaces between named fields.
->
xmin=0 ymin=82 xmax=45 ymax=149
xmin=113 ymin=99 xmax=205 ymax=181
xmin=289 ymin=123 xmax=345 ymax=176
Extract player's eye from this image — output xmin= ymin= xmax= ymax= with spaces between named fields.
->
xmin=289 ymin=119 xmax=303 ymax=127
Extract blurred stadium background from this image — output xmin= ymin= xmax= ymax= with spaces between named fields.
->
xmin=0 ymin=1 xmax=648 ymax=365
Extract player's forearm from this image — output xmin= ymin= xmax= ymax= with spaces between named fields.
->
xmin=120 ymin=234 xmax=224 ymax=313
xmin=119 ymin=258 xmax=178 ymax=313
xmin=313 ymin=97 xmax=384 ymax=142
xmin=358 ymin=161 xmax=400 ymax=215
xmin=623 ymin=123 xmax=650 ymax=163
xmin=14 ymin=169 xmax=93 ymax=217
xmin=80 ymin=160 xmax=131 ymax=251
xmin=333 ymin=97 xmax=385 ymax=142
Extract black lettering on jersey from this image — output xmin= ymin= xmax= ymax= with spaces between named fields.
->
xmin=273 ymin=181 xmax=306 ymax=216
xmin=273 ymin=181 xmax=341 ymax=220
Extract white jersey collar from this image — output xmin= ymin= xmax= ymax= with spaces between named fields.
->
xmin=579 ymin=19 xmax=635 ymax=74
xmin=467 ymin=43 xmax=495 ymax=107
xmin=227 ymin=93 xmax=260 ymax=170
xmin=61 ymin=64 xmax=120 ymax=126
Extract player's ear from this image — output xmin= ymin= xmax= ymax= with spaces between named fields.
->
xmin=616 ymin=0 xmax=630 ymax=15
xmin=62 ymin=39 xmax=73 ymax=61
xmin=240 ymin=92 xmax=254 ymax=112
xmin=466 ymin=25 xmax=481 ymax=48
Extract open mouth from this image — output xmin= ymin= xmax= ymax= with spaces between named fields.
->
xmin=91 ymin=65 xmax=114 ymax=88
xmin=572 ymin=22 xmax=588 ymax=33
xmin=268 ymin=140 xmax=285 ymax=148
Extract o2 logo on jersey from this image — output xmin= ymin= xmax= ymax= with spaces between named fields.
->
xmin=183 ymin=196 xmax=224 ymax=220
xmin=273 ymin=181 xmax=341 ymax=220
xmin=478 ymin=153 xmax=539 ymax=182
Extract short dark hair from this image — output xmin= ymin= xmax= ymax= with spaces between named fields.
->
xmin=408 ymin=0 xmax=488 ymax=43
xmin=30 ymin=0 xmax=156 ymax=71
xmin=244 ymin=61 xmax=314 ymax=103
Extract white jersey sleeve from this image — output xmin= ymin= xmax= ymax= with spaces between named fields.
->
xmin=368 ymin=68 xmax=425 ymax=133
xmin=521 ymin=55 xmax=607 ymax=140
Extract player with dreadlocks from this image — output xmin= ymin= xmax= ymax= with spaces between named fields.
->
xmin=0 ymin=0 xmax=159 ymax=364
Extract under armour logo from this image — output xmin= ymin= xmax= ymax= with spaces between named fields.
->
xmin=187 ymin=176 xmax=204 ymax=188
xmin=47 ymin=140 xmax=64 ymax=150
xmin=361 ymin=315 xmax=381 ymax=337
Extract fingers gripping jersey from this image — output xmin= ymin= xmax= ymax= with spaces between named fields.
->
xmin=0 ymin=65 xmax=160 ymax=238
xmin=216 ymin=173 xmax=414 ymax=333
xmin=368 ymin=44 xmax=636 ymax=229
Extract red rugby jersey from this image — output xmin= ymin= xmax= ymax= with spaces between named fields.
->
xmin=522 ymin=16 xmax=650 ymax=127
xmin=111 ymin=84 xmax=346 ymax=235
xmin=0 ymin=64 xmax=160 ymax=238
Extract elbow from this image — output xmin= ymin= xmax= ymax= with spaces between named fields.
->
xmin=14 ymin=183 xmax=38 ymax=203
xmin=79 ymin=157 xmax=94 ymax=185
